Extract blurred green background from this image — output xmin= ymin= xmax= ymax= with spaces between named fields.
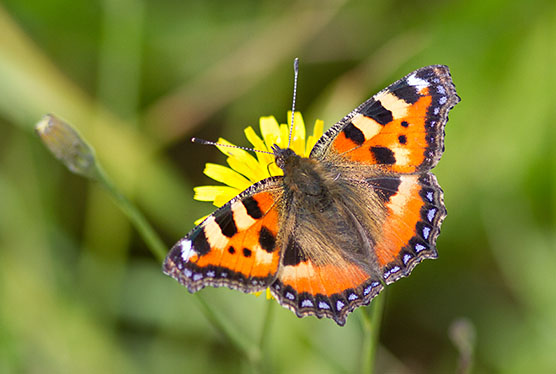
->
xmin=1 ymin=0 xmax=555 ymax=373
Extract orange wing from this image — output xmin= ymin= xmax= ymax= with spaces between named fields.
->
xmin=163 ymin=177 xmax=284 ymax=293
xmin=311 ymin=65 xmax=460 ymax=173
xmin=271 ymin=254 xmax=383 ymax=326
xmin=366 ymin=173 xmax=446 ymax=284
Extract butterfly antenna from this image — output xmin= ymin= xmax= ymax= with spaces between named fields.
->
xmin=287 ymin=58 xmax=299 ymax=150
xmin=191 ymin=137 xmax=274 ymax=155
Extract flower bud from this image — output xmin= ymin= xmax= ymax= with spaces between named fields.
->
xmin=35 ymin=114 xmax=97 ymax=178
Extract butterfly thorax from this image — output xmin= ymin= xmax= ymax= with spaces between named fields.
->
xmin=272 ymin=144 xmax=337 ymax=216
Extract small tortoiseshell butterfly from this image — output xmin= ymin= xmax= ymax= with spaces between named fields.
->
xmin=164 ymin=65 xmax=460 ymax=326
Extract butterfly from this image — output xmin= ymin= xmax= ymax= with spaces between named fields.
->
xmin=163 ymin=65 xmax=460 ymax=326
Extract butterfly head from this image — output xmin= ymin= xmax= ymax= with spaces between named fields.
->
xmin=272 ymin=144 xmax=299 ymax=171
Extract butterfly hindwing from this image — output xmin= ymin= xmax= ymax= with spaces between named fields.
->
xmin=271 ymin=253 xmax=383 ymax=326
xmin=163 ymin=177 xmax=284 ymax=293
xmin=311 ymin=65 xmax=460 ymax=173
xmin=366 ymin=172 xmax=446 ymax=284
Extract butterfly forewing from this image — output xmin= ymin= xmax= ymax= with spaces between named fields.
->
xmin=164 ymin=177 xmax=284 ymax=293
xmin=311 ymin=65 xmax=459 ymax=173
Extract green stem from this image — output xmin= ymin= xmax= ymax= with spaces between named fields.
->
xmin=258 ymin=297 xmax=274 ymax=349
xmin=360 ymin=292 xmax=385 ymax=374
xmin=251 ymin=297 xmax=274 ymax=372
xmin=193 ymin=294 xmax=260 ymax=364
xmin=93 ymin=164 xmax=166 ymax=263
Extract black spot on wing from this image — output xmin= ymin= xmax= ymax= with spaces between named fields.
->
xmin=359 ymin=98 xmax=393 ymax=125
xmin=192 ymin=229 xmax=211 ymax=255
xmin=242 ymin=248 xmax=252 ymax=257
xmin=259 ymin=226 xmax=276 ymax=253
xmin=228 ymin=246 xmax=235 ymax=254
xmin=390 ymin=81 xmax=422 ymax=104
xmin=370 ymin=146 xmax=396 ymax=165
xmin=401 ymin=121 xmax=409 ymax=127
xmin=242 ymin=196 xmax=263 ymax=219
xmin=398 ymin=135 xmax=407 ymax=144
xmin=282 ymin=237 xmax=307 ymax=266
xmin=342 ymin=122 xmax=365 ymax=145
xmin=214 ymin=204 xmax=237 ymax=238
xmin=367 ymin=177 xmax=401 ymax=203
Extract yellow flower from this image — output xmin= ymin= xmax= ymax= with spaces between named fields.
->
xmin=193 ymin=112 xmax=324 ymax=222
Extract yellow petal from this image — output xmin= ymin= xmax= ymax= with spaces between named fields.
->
xmin=265 ymin=288 xmax=274 ymax=300
xmin=251 ymin=288 xmax=274 ymax=300
xmin=288 ymin=111 xmax=306 ymax=141
xmin=213 ymin=189 xmax=240 ymax=207
xmin=226 ymin=155 xmax=267 ymax=183
xmin=245 ymin=126 xmax=274 ymax=175
xmin=278 ymin=124 xmax=289 ymax=148
xmin=193 ymin=185 xmax=239 ymax=202
xmin=244 ymin=126 xmax=268 ymax=152
xmin=203 ymin=163 xmax=252 ymax=191
xmin=215 ymin=137 xmax=251 ymax=159
xmin=313 ymin=118 xmax=324 ymax=138
xmin=260 ymin=116 xmax=280 ymax=150
xmin=194 ymin=215 xmax=209 ymax=225
xmin=287 ymin=111 xmax=306 ymax=156
xmin=305 ymin=119 xmax=324 ymax=156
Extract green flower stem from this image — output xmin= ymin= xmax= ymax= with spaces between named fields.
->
xmin=258 ymin=299 xmax=274 ymax=349
xmin=360 ymin=292 xmax=385 ymax=374
xmin=193 ymin=294 xmax=261 ymax=364
xmin=92 ymin=164 xmax=167 ymax=263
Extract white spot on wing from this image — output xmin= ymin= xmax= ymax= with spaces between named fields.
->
xmin=389 ymin=175 xmax=419 ymax=216
xmin=281 ymin=261 xmax=315 ymax=283
xmin=204 ymin=216 xmax=228 ymax=250
xmin=407 ymin=74 xmax=429 ymax=91
xmin=392 ymin=146 xmax=411 ymax=167
xmin=180 ymin=240 xmax=196 ymax=262
xmin=422 ymin=226 xmax=431 ymax=240
xmin=427 ymin=208 xmax=436 ymax=222
xmin=231 ymin=200 xmax=256 ymax=230
xmin=318 ymin=301 xmax=330 ymax=310
xmin=385 ymin=265 xmax=401 ymax=278
xmin=415 ymin=243 xmax=426 ymax=252
xmin=254 ymin=245 xmax=274 ymax=265
xmin=351 ymin=113 xmax=382 ymax=139
xmin=336 ymin=300 xmax=345 ymax=311
xmin=376 ymin=92 xmax=409 ymax=119
xmin=301 ymin=299 xmax=314 ymax=308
